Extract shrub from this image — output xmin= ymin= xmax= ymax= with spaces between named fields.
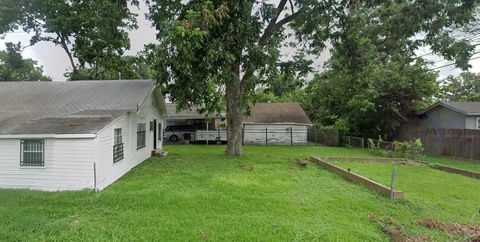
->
xmin=393 ymin=139 xmax=424 ymax=160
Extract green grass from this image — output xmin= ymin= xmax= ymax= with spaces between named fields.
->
xmin=0 ymin=145 xmax=479 ymax=241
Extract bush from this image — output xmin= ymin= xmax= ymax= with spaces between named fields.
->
xmin=367 ymin=137 xmax=394 ymax=157
xmin=393 ymin=139 xmax=424 ymax=160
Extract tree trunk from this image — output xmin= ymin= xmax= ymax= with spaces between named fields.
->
xmin=225 ymin=64 xmax=245 ymax=156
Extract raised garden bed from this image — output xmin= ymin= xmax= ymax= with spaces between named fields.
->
xmin=430 ymin=164 xmax=480 ymax=180
xmin=310 ymin=157 xmax=404 ymax=199
xmin=320 ymin=156 xmax=410 ymax=163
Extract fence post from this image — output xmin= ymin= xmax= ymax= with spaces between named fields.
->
xmin=348 ymin=136 xmax=351 ymax=147
xmin=242 ymin=124 xmax=245 ymax=146
xmin=265 ymin=127 xmax=268 ymax=146
xmin=390 ymin=165 xmax=397 ymax=200
xmin=361 ymin=138 xmax=365 ymax=149
xmin=290 ymin=128 xmax=293 ymax=146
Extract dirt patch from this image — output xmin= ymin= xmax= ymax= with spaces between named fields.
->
xmin=369 ymin=215 xmax=429 ymax=242
xmin=417 ymin=219 xmax=480 ymax=241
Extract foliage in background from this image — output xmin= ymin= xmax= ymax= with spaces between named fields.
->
xmin=304 ymin=1 xmax=478 ymax=140
xmin=0 ymin=0 xmax=138 ymax=80
xmin=0 ymin=42 xmax=51 ymax=81
xmin=440 ymin=72 xmax=480 ymax=101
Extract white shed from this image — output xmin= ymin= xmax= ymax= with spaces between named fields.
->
xmin=243 ymin=103 xmax=312 ymax=145
xmin=0 ymin=80 xmax=165 ymax=191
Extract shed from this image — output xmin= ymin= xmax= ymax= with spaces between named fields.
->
xmin=243 ymin=102 xmax=312 ymax=145
xmin=0 ymin=80 xmax=165 ymax=191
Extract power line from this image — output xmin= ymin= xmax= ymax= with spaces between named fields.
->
xmin=432 ymin=55 xmax=480 ymax=70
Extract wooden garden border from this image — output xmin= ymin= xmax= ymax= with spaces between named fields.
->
xmin=320 ymin=156 xmax=410 ymax=163
xmin=310 ymin=157 xmax=404 ymax=199
xmin=430 ymin=164 xmax=480 ymax=180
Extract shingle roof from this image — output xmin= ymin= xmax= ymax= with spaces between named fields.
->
xmin=0 ymin=80 xmax=156 ymax=135
xmin=418 ymin=101 xmax=480 ymax=116
xmin=244 ymin=102 xmax=312 ymax=124
xmin=163 ymin=103 xmax=206 ymax=119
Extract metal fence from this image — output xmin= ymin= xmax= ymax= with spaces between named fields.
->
xmin=242 ymin=128 xmax=308 ymax=146
xmin=164 ymin=127 xmax=309 ymax=146
xmin=307 ymin=127 xmax=340 ymax=146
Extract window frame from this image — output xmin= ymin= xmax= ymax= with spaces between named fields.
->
xmin=137 ymin=123 xmax=146 ymax=150
xmin=113 ymin=128 xmax=124 ymax=163
xmin=20 ymin=139 xmax=45 ymax=167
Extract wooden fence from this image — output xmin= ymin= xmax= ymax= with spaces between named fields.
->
xmin=399 ymin=128 xmax=480 ymax=160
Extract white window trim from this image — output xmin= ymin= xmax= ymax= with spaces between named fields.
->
xmin=476 ymin=117 xmax=480 ymax=129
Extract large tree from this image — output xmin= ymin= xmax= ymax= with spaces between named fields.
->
xmin=148 ymin=0 xmax=336 ymax=155
xmin=0 ymin=0 xmax=137 ymax=80
xmin=0 ymin=42 xmax=51 ymax=81
xmin=147 ymin=0 xmax=478 ymax=154
xmin=305 ymin=1 xmax=478 ymax=139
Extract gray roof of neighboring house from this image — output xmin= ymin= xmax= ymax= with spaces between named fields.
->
xmin=163 ymin=103 xmax=225 ymax=119
xmin=244 ymin=102 xmax=312 ymax=125
xmin=163 ymin=103 xmax=206 ymax=119
xmin=418 ymin=101 xmax=480 ymax=116
xmin=0 ymin=80 xmax=156 ymax=135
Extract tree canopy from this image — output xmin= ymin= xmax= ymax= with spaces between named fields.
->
xmin=440 ymin=72 xmax=480 ymax=102
xmin=304 ymin=1 xmax=478 ymax=139
xmin=0 ymin=0 xmax=138 ymax=80
xmin=0 ymin=42 xmax=51 ymax=81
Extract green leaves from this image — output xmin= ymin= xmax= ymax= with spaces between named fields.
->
xmin=0 ymin=42 xmax=51 ymax=82
xmin=0 ymin=0 xmax=138 ymax=80
xmin=440 ymin=72 xmax=480 ymax=102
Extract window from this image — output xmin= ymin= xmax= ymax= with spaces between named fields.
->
xmin=113 ymin=128 xmax=124 ymax=163
xmin=477 ymin=118 xmax=480 ymax=130
xmin=137 ymin=123 xmax=146 ymax=149
xmin=20 ymin=139 xmax=45 ymax=166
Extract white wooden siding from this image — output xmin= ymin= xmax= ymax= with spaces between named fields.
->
xmin=243 ymin=124 xmax=308 ymax=145
xmin=94 ymin=94 xmax=162 ymax=190
xmin=0 ymin=138 xmax=95 ymax=191
xmin=0 ymin=91 xmax=163 ymax=191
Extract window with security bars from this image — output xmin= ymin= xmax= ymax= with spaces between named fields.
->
xmin=113 ymin=128 xmax=124 ymax=163
xmin=20 ymin=139 xmax=45 ymax=166
xmin=137 ymin=123 xmax=146 ymax=149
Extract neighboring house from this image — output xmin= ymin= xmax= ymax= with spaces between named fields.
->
xmin=0 ymin=80 xmax=165 ymax=191
xmin=415 ymin=101 xmax=480 ymax=130
xmin=243 ymin=102 xmax=312 ymax=145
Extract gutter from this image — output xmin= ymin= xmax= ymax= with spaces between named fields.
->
xmin=0 ymin=134 xmax=96 ymax=139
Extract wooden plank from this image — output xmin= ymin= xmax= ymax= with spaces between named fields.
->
xmin=310 ymin=157 xmax=404 ymax=199
xmin=431 ymin=164 xmax=480 ymax=180
xmin=320 ymin=156 xmax=408 ymax=163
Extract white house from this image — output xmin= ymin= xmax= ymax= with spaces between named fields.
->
xmin=243 ymin=102 xmax=312 ymax=145
xmin=0 ymin=80 xmax=165 ymax=191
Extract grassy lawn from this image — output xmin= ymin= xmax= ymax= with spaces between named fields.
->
xmin=0 ymin=145 xmax=479 ymax=241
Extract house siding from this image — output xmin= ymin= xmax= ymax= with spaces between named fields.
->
xmin=0 ymin=91 xmax=163 ymax=192
xmin=243 ymin=123 xmax=308 ymax=145
xmin=94 ymin=94 xmax=162 ymax=190
xmin=0 ymin=138 xmax=95 ymax=191
xmin=419 ymin=106 xmax=467 ymax=129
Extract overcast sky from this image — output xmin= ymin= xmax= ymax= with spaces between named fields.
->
xmin=0 ymin=2 xmax=478 ymax=81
